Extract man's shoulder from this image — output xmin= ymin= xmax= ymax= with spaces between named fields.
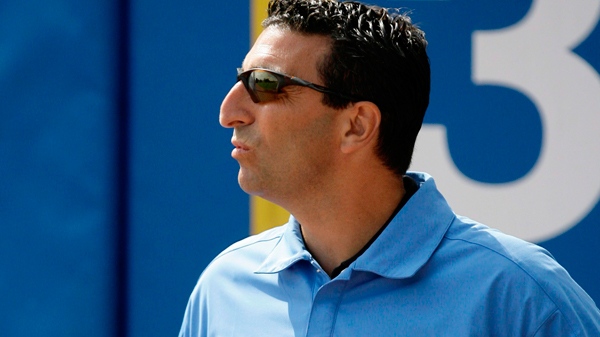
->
xmin=201 ymin=224 xmax=287 ymax=275
xmin=440 ymin=216 xmax=600 ymax=332
xmin=196 ymin=224 xmax=288 ymax=281
xmin=442 ymin=215 xmax=564 ymax=285
xmin=214 ymin=224 xmax=287 ymax=260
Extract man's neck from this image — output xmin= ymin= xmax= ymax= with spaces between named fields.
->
xmin=294 ymin=173 xmax=406 ymax=276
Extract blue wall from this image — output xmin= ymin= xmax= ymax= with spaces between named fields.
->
xmin=128 ymin=0 xmax=250 ymax=336
xmin=1 ymin=1 xmax=120 ymax=335
xmin=1 ymin=0 xmax=598 ymax=336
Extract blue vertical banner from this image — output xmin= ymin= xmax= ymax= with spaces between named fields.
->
xmin=127 ymin=1 xmax=250 ymax=336
xmin=0 ymin=0 xmax=120 ymax=336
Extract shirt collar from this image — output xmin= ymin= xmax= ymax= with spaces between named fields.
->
xmin=255 ymin=216 xmax=310 ymax=274
xmin=352 ymin=172 xmax=455 ymax=279
xmin=255 ymin=172 xmax=455 ymax=279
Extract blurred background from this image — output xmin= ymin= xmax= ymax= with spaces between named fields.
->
xmin=1 ymin=0 xmax=598 ymax=336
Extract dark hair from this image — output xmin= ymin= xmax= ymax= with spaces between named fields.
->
xmin=264 ymin=0 xmax=430 ymax=176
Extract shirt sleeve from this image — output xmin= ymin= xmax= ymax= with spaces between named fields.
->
xmin=531 ymin=298 xmax=600 ymax=337
xmin=178 ymin=280 xmax=204 ymax=337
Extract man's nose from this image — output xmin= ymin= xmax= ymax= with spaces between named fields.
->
xmin=219 ymin=81 xmax=255 ymax=128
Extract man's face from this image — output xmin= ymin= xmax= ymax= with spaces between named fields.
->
xmin=219 ymin=27 xmax=344 ymax=207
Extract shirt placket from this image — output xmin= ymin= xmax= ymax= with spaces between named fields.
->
xmin=305 ymin=258 xmax=349 ymax=337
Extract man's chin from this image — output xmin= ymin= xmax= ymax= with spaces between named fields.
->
xmin=237 ymin=172 xmax=261 ymax=196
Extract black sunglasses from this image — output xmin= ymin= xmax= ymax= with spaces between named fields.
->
xmin=236 ymin=68 xmax=361 ymax=103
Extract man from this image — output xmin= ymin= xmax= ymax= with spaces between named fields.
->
xmin=180 ymin=0 xmax=600 ymax=335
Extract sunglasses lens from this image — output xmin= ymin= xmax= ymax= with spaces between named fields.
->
xmin=250 ymin=70 xmax=280 ymax=102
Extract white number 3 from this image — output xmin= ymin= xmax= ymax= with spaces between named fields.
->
xmin=412 ymin=0 xmax=600 ymax=242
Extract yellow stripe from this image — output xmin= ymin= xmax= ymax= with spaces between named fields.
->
xmin=251 ymin=0 xmax=270 ymax=42
xmin=249 ymin=0 xmax=291 ymax=234
xmin=251 ymin=196 xmax=290 ymax=234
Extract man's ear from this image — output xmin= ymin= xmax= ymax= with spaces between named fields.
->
xmin=340 ymin=101 xmax=381 ymax=154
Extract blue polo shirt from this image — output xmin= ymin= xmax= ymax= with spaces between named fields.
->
xmin=179 ymin=172 xmax=600 ymax=336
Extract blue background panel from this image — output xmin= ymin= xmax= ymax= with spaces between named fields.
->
xmin=128 ymin=0 xmax=250 ymax=336
xmin=0 ymin=0 xmax=119 ymax=335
